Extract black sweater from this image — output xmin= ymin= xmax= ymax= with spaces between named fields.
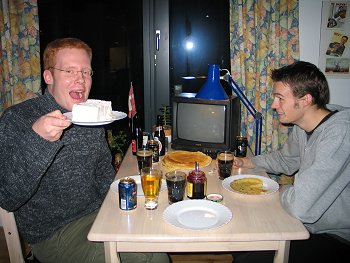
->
xmin=0 ymin=91 xmax=115 ymax=244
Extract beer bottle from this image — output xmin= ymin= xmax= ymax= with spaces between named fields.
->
xmin=154 ymin=115 xmax=166 ymax=156
xmin=131 ymin=114 xmax=143 ymax=156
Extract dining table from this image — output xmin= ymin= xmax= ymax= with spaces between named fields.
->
xmin=88 ymin=145 xmax=309 ymax=263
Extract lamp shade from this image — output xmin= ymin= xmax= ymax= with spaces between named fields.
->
xmin=195 ymin=64 xmax=228 ymax=100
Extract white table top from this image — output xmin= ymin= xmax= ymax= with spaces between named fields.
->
xmin=88 ymin=146 xmax=309 ymax=263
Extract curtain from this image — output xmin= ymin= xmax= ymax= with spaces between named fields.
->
xmin=0 ymin=0 xmax=41 ymax=116
xmin=229 ymin=0 xmax=299 ymax=154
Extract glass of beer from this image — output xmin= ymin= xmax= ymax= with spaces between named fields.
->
xmin=217 ymin=151 xmax=234 ymax=180
xmin=165 ymin=170 xmax=186 ymax=204
xmin=136 ymin=148 xmax=152 ymax=173
xmin=140 ymin=167 xmax=163 ymax=209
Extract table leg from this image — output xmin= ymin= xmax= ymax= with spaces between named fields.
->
xmin=273 ymin=240 xmax=290 ymax=263
xmin=104 ymin=242 xmax=119 ymax=263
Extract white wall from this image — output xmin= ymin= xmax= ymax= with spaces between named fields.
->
xmin=300 ymin=0 xmax=350 ymax=107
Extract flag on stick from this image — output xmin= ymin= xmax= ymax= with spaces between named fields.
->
xmin=128 ymin=82 xmax=137 ymax=119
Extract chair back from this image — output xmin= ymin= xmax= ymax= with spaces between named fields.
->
xmin=0 ymin=207 xmax=25 ymax=263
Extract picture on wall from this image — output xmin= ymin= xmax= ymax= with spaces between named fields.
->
xmin=319 ymin=1 xmax=350 ymax=77
xmin=326 ymin=2 xmax=347 ymax=29
xmin=325 ymin=57 xmax=350 ymax=73
xmin=326 ymin=32 xmax=349 ymax=57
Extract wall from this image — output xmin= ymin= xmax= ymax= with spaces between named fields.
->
xmin=300 ymin=0 xmax=350 ymax=107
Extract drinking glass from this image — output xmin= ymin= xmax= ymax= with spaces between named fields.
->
xmin=140 ymin=167 xmax=163 ymax=209
xmin=165 ymin=170 xmax=186 ymax=204
xmin=217 ymin=151 xmax=234 ymax=180
xmin=136 ymin=148 xmax=152 ymax=173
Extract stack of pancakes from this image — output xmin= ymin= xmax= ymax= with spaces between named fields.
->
xmin=162 ymin=150 xmax=212 ymax=170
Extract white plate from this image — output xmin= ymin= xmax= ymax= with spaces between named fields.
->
xmin=163 ymin=200 xmax=232 ymax=230
xmin=110 ymin=175 xmax=167 ymax=196
xmin=64 ymin=111 xmax=127 ymax=126
xmin=222 ymin=174 xmax=279 ymax=195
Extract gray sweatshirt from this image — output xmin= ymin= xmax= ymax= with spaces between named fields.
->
xmin=252 ymin=104 xmax=350 ymax=242
xmin=0 ymin=91 xmax=115 ymax=244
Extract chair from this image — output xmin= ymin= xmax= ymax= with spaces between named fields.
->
xmin=0 ymin=207 xmax=25 ymax=263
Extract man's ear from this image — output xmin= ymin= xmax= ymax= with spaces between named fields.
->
xmin=43 ymin=70 xmax=53 ymax=84
xmin=301 ymin=94 xmax=313 ymax=106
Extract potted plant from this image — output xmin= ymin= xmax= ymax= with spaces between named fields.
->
xmin=107 ymin=129 xmax=128 ymax=172
xmin=159 ymin=104 xmax=172 ymax=138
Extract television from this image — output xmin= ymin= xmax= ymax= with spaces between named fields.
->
xmin=171 ymin=93 xmax=240 ymax=158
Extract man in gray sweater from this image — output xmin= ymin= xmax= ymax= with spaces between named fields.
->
xmin=233 ymin=61 xmax=350 ymax=262
xmin=0 ymin=38 xmax=169 ymax=263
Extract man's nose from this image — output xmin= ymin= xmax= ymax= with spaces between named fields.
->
xmin=75 ymin=71 xmax=86 ymax=83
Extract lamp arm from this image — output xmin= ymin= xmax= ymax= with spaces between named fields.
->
xmin=222 ymin=71 xmax=262 ymax=155
xmin=223 ymin=74 xmax=256 ymax=116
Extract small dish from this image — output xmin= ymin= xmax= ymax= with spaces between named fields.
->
xmin=206 ymin=193 xmax=223 ymax=202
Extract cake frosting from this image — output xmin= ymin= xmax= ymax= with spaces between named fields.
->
xmin=72 ymin=99 xmax=113 ymax=122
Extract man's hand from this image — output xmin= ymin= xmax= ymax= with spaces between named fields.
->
xmin=232 ymin=157 xmax=255 ymax=169
xmin=32 ymin=110 xmax=72 ymax=142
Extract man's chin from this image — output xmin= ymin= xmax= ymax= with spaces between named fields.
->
xmin=278 ymin=117 xmax=288 ymax=124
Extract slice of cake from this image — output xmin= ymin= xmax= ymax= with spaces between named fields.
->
xmin=72 ymin=99 xmax=113 ymax=122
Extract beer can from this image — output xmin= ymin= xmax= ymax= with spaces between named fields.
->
xmin=142 ymin=132 xmax=152 ymax=148
xmin=147 ymin=139 xmax=159 ymax=163
xmin=235 ymin=136 xmax=248 ymax=157
xmin=118 ymin=177 xmax=137 ymax=210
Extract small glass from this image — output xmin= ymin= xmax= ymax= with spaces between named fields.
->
xmin=165 ymin=170 xmax=187 ymax=204
xmin=136 ymin=148 xmax=152 ymax=173
xmin=217 ymin=151 xmax=234 ymax=180
xmin=140 ymin=167 xmax=163 ymax=210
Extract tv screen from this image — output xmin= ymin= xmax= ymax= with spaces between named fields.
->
xmin=171 ymin=94 xmax=240 ymax=157
xmin=177 ymin=103 xmax=225 ymax=143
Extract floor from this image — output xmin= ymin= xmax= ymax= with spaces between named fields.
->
xmin=0 ymin=227 xmax=10 ymax=263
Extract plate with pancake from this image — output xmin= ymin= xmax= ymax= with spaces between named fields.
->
xmin=162 ymin=150 xmax=212 ymax=170
xmin=222 ymin=174 xmax=279 ymax=195
xmin=64 ymin=111 xmax=127 ymax=126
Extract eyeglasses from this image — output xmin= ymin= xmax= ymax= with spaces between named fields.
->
xmin=49 ymin=67 xmax=93 ymax=77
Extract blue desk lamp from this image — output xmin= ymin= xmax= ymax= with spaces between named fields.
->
xmin=195 ymin=64 xmax=228 ymax=100
xmin=195 ymin=65 xmax=262 ymax=155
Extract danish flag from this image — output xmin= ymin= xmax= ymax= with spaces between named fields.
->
xmin=128 ymin=82 xmax=137 ymax=119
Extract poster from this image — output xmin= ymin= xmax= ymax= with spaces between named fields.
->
xmin=319 ymin=1 xmax=350 ymax=77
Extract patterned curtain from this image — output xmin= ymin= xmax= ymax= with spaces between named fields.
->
xmin=229 ymin=0 xmax=299 ymax=154
xmin=0 ymin=0 xmax=41 ymax=116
